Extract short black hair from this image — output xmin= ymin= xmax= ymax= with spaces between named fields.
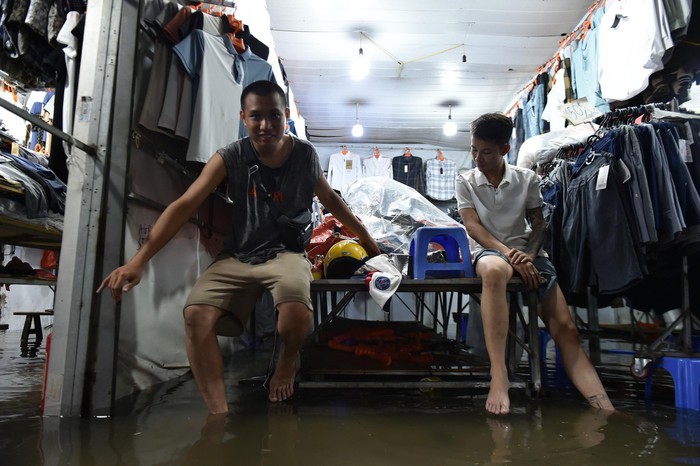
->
xmin=240 ymin=80 xmax=287 ymax=110
xmin=471 ymin=113 xmax=513 ymax=146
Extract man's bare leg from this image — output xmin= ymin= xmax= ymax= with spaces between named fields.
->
xmin=184 ymin=304 xmax=229 ymax=414
xmin=268 ymin=301 xmax=312 ymax=402
xmin=477 ymin=257 xmax=515 ymax=415
xmin=539 ymin=286 xmax=614 ymax=411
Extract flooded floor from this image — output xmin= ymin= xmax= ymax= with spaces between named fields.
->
xmin=1 ymin=329 xmax=699 ymax=466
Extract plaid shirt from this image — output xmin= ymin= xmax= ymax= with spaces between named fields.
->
xmin=392 ymin=155 xmax=425 ymax=194
xmin=425 ymin=158 xmax=457 ymax=200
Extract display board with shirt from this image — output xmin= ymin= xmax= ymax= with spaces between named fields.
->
xmin=455 ymin=163 xmax=542 ymax=256
xmin=327 ymin=150 xmax=363 ymax=193
xmin=392 ymin=154 xmax=425 ymax=194
xmin=425 ymin=157 xmax=457 ymax=200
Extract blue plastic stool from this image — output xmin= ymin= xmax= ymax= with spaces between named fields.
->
xmin=409 ymin=226 xmax=475 ymax=279
xmin=538 ymin=328 xmax=572 ymax=389
xmin=646 ymin=357 xmax=700 ymax=411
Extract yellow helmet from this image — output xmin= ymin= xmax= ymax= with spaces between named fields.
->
xmin=323 ymin=240 xmax=368 ymax=278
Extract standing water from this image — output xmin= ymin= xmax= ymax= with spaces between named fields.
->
xmin=1 ymin=330 xmax=699 ymax=466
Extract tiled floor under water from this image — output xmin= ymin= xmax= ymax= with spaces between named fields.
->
xmin=1 ymin=327 xmax=699 ymax=466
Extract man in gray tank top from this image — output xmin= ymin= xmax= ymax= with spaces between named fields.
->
xmin=99 ymin=81 xmax=380 ymax=414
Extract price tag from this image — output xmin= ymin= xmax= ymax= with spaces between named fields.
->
xmin=345 ymin=160 xmax=353 ymax=170
xmin=596 ymin=164 xmax=610 ymax=190
xmin=679 ymin=140 xmax=692 ymax=163
xmin=558 ymin=97 xmax=603 ymax=125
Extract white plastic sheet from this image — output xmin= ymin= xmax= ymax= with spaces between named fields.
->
xmin=344 ymin=177 xmax=461 ymax=255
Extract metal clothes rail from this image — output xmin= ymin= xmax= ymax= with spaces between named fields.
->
xmin=0 ymin=97 xmax=95 ymax=156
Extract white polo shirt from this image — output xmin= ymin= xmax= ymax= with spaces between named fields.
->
xmin=455 ymin=162 xmax=542 ymax=254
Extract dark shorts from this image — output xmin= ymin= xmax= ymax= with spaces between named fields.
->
xmin=473 ymin=249 xmax=558 ymax=301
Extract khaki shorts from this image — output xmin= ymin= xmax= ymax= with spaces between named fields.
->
xmin=184 ymin=252 xmax=313 ymax=336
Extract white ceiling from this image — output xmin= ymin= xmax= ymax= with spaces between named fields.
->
xmin=265 ymin=0 xmax=596 ymax=149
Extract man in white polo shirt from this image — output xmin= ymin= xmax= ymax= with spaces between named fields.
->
xmin=455 ymin=112 xmax=613 ymax=415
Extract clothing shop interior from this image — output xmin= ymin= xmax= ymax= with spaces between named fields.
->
xmin=1 ymin=0 xmax=700 ymax=464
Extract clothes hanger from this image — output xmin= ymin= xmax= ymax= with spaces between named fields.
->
xmin=374 ymin=147 xmax=381 ymax=158
xmin=436 ymin=149 xmax=444 ymax=161
xmin=404 ymin=147 xmax=412 ymax=157
xmin=223 ymin=8 xmax=245 ymax=53
xmin=341 ymin=145 xmax=348 ymax=155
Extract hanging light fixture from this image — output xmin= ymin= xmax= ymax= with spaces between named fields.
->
xmin=443 ymin=105 xmax=457 ymax=136
xmin=352 ymin=103 xmax=364 ymax=137
xmin=351 ymin=32 xmax=370 ymax=80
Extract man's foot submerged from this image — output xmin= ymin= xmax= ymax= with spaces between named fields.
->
xmin=588 ymin=393 xmax=615 ymax=411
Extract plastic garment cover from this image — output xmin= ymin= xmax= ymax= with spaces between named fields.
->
xmin=516 ymin=123 xmax=598 ymax=169
xmin=343 ymin=177 xmax=461 ymax=255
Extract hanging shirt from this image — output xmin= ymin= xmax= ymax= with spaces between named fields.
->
xmin=173 ymin=30 xmax=243 ymax=163
xmin=541 ymin=69 xmax=567 ymax=131
xmin=598 ymin=0 xmax=674 ymax=102
xmin=56 ymin=11 xmax=82 ymax=154
xmin=392 ymin=155 xmax=425 ymax=194
xmin=425 ymin=158 xmax=457 ymax=200
xmin=327 ymin=151 xmax=363 ymax=193
xmin=362 ymin=155 xmax=392 ymax=179
xmin=570 ymin=6 xmax=609 ymax=113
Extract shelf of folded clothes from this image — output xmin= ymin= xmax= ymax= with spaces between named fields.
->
xmin=0 ymin=256 xmax=57 ymax=286
xmin=0 ymin=214 xmax=62 ymax=250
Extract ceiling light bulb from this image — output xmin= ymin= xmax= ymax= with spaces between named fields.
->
xmin=352 ymin=103 xmax=363 ymax=137
xmin=443 ymin=105 xmax=457 ymax=136
xmin=352 ymin=121 xmax=364 ymax=137
xmin=351 ymin=48 xmax=369 ymax=80
xmin=443 ymin=119 xmax=457 ymax=136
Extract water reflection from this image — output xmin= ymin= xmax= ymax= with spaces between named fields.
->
xmin=15 ymin=386 xmax=700 ymax=466
xmin=3 ymin=330 xmax=700 ymax=465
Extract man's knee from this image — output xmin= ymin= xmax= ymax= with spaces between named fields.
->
xmin=183 ymin=304 xmax=222 ymax=333
xmin=276 ymin=301 xmax=312 ymax=332
xmin=478 ymin=263 xmax=511 ymax=289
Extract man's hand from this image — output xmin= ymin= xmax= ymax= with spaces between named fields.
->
xmin=359 ymin=236 xmax=381 ymax=257
xmin=511 ymin=261 xmax=544 ymax=290
xmin=507 ymin=248 xmax=534 ymax=265
xmin=96 ymin=263 xmax=144 ymax=303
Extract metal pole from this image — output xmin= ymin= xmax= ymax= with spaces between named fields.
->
xmin=0 ymin=98 xmax=95 ymax=156
xmin=43 ymin=0 xmax=121 ymax=417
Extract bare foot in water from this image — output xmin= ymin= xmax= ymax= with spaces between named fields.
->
xmin=486 ymin=373 xmax=510 ymax=415
xmin=587 ymin=393 xmax=615 ymax=411
xmin=268 ymin=350 xmax=297 ymax=402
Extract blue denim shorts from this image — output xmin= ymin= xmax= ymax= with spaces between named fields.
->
xmin=473 ymin=249 xmax=558 ymax=301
